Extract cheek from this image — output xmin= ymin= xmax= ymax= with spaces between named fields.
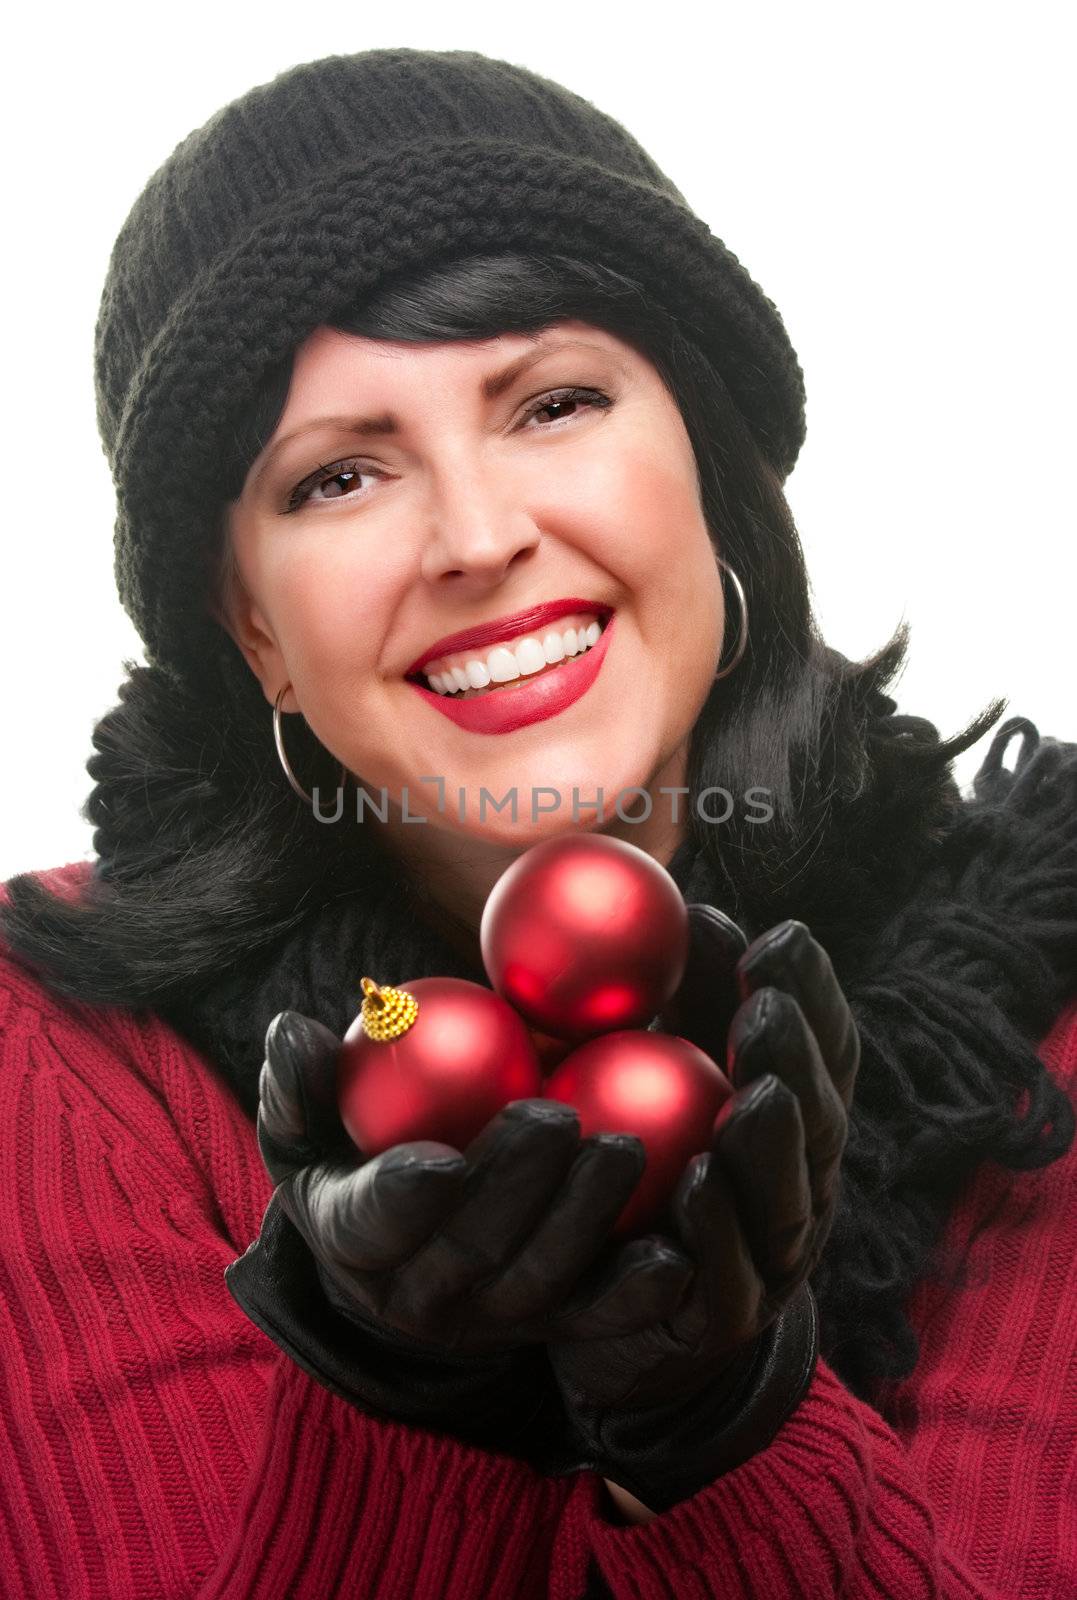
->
xmin=578 ymin=440 xmax=704 ymax=560
xmin=267 ymin=545 xmax=394 ymax=682
xmin=583 ymin=446 xmax=716 ymax=621
xmin=610 ymin=445 xmax=724 ymax=675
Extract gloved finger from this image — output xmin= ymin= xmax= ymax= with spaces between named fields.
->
xmin=535 ymin=1234 xmax=696 ymax=1341
xmin=257 ymin=1011 xmax=353 ymax=1187
xmin=468 ymin=1133 xmax=649 ymax=1329
xmin=657 ymin=903 xmax=748 ymax=1061
xmin=726 ymin=987 xmax=849 ymax=1211
xmin=378 ymin=1101 xmax=585 ymax=1325
xmin=735 ymin=921 xmax=861 ymax=1110
xmin=711 ymin=1073 xmax=813 ymax=1291
xmin=284 ymin=1139 xmax=470 ymax=1274
xmin=671 ymin=1143 xmax=765 ymax=1350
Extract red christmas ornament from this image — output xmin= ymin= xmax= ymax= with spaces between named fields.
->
xmin=337 ymin=976 xmax=543 ymax=1157
xmin=542 ymin=1030 xmax=732 ymax=1239
xmin=480 ymin=834 xmax=690 ymax=1042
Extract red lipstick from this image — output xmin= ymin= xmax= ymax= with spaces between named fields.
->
xmin=407 ymin=612 xmax=616 ymax=735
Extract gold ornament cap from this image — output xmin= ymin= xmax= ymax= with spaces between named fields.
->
xmin=359 ymin=977 xmax=420 ymax=1041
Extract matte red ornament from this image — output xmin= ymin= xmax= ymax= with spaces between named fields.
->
xmin=480 ymin=834 xmax=690 ymax=1042
xmin=337 ymin=975 xmax=543 ymax=1157
xmin=542 ymin=1030 xmax=732 ymax=1239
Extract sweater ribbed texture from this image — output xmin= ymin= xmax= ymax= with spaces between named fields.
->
xmin=2 ymin=864 xmax=1075 ymax=1598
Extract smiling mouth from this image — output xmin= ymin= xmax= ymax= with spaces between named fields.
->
xmin=405 ymin=615 xmax=611 ymax=700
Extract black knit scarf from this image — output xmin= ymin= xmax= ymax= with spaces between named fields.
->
xmin=160 ymin=716 xmax=1077 ymax=1401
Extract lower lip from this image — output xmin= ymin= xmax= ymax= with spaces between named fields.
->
xmin=407 ymin=615 xmax=616 ymax=734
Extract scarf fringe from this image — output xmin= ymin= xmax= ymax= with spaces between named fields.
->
xmin=807 ymin=716 xmax=1077 ymax=1394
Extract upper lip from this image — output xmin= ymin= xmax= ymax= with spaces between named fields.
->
xmin=405 ymin=599 xmax=614 ymax=676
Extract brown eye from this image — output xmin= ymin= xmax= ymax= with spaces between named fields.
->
xmin=285 ymin=460 xmax=379 ymax=514
xmin=521 ymin=387 xmax=612 ymax=428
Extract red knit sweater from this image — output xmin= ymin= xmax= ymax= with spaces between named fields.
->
xmin=2 ymin=864 xmax=1075 ymax=1599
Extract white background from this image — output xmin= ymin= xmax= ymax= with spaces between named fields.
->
xmin=3 ymin=1 xmax=1073 ymax=881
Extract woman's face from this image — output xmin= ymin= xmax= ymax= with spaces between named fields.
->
xmin=222 ymin=318 xmax=725 ymax=856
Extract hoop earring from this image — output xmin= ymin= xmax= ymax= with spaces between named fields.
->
xmin=714 ymin=559 xmax=749 ymax=681
xmin=273 ymin=685 xmax=348 ymax=807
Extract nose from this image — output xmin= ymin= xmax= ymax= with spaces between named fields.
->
xmin=418 ymin=461 xmax=541 ymax=590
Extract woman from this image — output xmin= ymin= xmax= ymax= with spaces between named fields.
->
xmin=1 ymin=47 xmax=1075 ymax=1599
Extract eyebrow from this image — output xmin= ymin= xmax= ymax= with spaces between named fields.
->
xmin=250 ymin=338 xmax=617 ymax=488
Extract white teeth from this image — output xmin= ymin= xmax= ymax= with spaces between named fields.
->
xmin=421 ymin=611 xmax=606 ymax=696
xmin=515 ymin=637 xmax=548 ymax=676
xmin=542 ymin=630 xmax=565 ymax=663
xmin=486 ymin=645 xmax=522 ymax=684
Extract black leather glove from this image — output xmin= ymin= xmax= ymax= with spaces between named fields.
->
xmin=224 ymin=1009 xmax=692 ymax=1467
xmin=545 ymin=913 xmax=858 ymax=1511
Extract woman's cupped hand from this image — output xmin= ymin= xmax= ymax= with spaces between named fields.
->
xmin=246 ymin=907 xmax=858 ymax=1404
xmin=251 ymin=1011 xmax=694 ymax=1359
xmin=546 ymin=910 xmax=861 ymax=1414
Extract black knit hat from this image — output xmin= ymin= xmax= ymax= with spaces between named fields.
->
xmin=94 ymin=48 xmax=806 ymax=693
